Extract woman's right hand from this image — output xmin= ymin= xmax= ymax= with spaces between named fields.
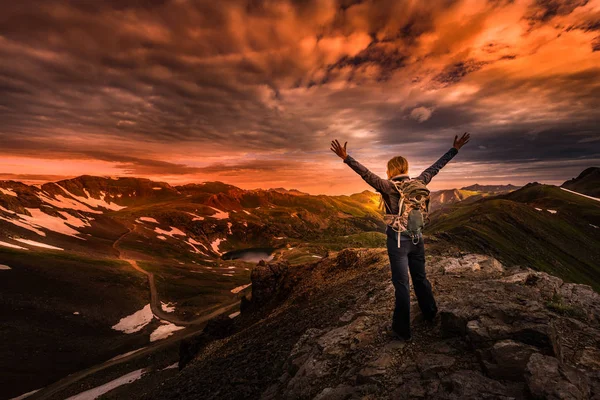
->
xmin=330 ymin=139 xmax=348 ymax=160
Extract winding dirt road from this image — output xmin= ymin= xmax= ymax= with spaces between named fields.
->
xmin=112 ymin=227 xmax=190 ymax=325
xmin=29 ymin=226 xmax=241 ymax=400
xmin=113 ymin=225 xmax=234 ymax=326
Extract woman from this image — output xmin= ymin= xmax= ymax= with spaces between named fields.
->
xmin=330 ymin=133 xmax=470 ymax=340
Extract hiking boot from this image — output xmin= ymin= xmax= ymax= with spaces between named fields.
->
xmin=424 ymin=308 xmax=438 ymax=323
xmin=387 ymin=324 xmax=412 ymax=342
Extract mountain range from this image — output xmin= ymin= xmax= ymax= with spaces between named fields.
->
xmin=1 ymin=167 xmax=598 ymax=400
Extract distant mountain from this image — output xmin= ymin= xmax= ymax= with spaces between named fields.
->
xmin=428 ymin=182 xmax=600 ymax=290
xmin=561 ymin=167 xmax=600 ymax=197
xmin=460 ymin=183 xmax=520 ymax=193
xmin=0 ymin=175 xmax=384 ymax=398
xmin=429 ymin=184 xmax=518 ymax=212
xmin=267 ymin=187 xmax=310 ymax=196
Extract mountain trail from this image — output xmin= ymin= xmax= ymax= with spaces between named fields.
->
xmin=112 ymin=225 xmax=238 ymax=326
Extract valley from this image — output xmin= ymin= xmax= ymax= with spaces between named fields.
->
xmin=1 ymin=168 xmax=599 ymax=400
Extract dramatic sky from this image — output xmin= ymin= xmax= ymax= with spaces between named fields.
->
xmin=1 ymin=0 xmax=599 ymax=195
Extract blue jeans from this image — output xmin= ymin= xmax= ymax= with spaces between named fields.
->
xmin=385 ymin=226 xmax=437 ymax=337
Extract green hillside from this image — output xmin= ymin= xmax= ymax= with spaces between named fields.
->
xmin=428 ymin=183 xmax=600 ymax=290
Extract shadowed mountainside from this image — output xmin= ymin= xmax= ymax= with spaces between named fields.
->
xmin=561 ymin=167 xmax=600 ymax=198
xmin=427 ymin=183 xmax=600 ymax=291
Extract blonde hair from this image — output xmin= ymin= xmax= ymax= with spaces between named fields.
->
xmin=379 ymin=156 xmax=409 ymax=212
xmin=386 ymin=156 xmax=408 ymax=179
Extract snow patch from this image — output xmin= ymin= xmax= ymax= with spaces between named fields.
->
xmin=547 ymin=209 xmax=558 ymax=214
xmin=150 ymin=321 xmax=185 ymax=342
xmin=161 ymin=302 xmax=176 ymax=313
xmin=0 ymin=187 xmax=17 ymax=197
xmin=14 ymin=238 xmax=63 ymax=250
xmin=229 ymin=311 xmax=241 ymax=319
xmin=560 ymin=187 xmax=600 ymax=202
xmin=154 ymin=226 xmax=186 ymax=238
xmin=157 ymin=235 xmax=167 ymax=241
xmin=231 ymin=283 xmax=251 ymax=294
xmin=38 ymin=191 xmax=101 ymax=214
xmin=534 ymin=207 xmax=542 ymax=211
xmin=208 ymin=207 xmax=229 ymax=219
xmin=56 ymin=184 xmax=126 ymax=211
xmin=227 ymin=222 xmax=233 ymax=234
xmin=66 ymin=369 xmax=145 ymax=400
xmin=138 ymin=217 xmax=159 ymax=223
xmin=0 ymin=241 xmax=28 ymax=250
xmin=111 ymin=304 xmax=153 ymax=334
xmin=58 ymin=211 xmax=92 ymax=229
xmin=73 ymin=311 xmax=80 ymax=315
xmin=186 ymin=212 xmax=204 ymax=221
xmin=161 ymin=363 xmax=179 ymax=371
xmin=243 ymin=210 xmax=251 ymax=215
xmin=186 ymin=238 xmax=208 ymax=255
xmin=0 ymin=206 xmax=86 ymax=238
xmin=0 ymin=264 xmax=11 ymax=270
xmin=152 ymin=187 xmax=163 ymax=190
xmin=9 ymin=389 xmax=41 ymax=400
xmin=312 ymin=255 xmax=323 ymax=258
xmin=211 ymin=238 xmax=224 ymax=255
xmin=591 ymin=224 xmax=599 ymax=229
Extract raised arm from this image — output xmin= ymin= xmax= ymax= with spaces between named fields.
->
xmin=417 ymin=132 xmax=470 ymax=185
xmin=330 ymin=139 xmax=392 ymax=193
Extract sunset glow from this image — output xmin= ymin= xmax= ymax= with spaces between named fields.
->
xmin=1 ymin=0 xmax=599 ymax=194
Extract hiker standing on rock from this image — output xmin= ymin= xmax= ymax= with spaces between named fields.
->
xmin=330 ymin=133 xmax=470 ymax=340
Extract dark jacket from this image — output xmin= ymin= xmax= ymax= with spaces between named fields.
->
xmin=343 ymin=147 xmax=459 ymax=214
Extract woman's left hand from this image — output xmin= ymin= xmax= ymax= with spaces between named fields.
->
xmin=453 ymin=132 xmax=471 ymax=150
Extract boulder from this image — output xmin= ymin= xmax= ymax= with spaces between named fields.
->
xmin=525 ymin=353 xmax=590 ymax=399
xmin=417 ymin=354 xmax=456 ymax=379
xmin=576 ymin=347 xmax=600 ymax=370
xmin=313 ymin=385 xmax=359 ymax=400
xmin=250 ymin=260 xmax=289 ymax=307
xmin=480 ymin=339 xmax=540 ymax=381
xmin=438 ymin=370 xmax=513 ymax=399
xmin=439 ymin=254 xmax=503 ymax=275
xmin=357 ymin=352 xmax=394 ymax=382
xmin=559 ymin=283 xmax=600 ymax=322
xmin=316 ymin=316 xmax=376 ymax=357
xmin=391 ymin=377 xmax=440 ymax=399
xmin=441 ymin=308 xmax=473 ymax=337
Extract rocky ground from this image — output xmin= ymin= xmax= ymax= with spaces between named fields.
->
xmin=148 ymin=243 xmax=600 ymax=400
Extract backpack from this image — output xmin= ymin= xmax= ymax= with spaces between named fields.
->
xmin=381 ymin=179 xmax=430 ymax=248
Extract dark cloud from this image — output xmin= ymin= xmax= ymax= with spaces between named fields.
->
xmin=0 ymin=0 xmax=598 ymax=193
xmin=526 ymin=0 xmax=589 ymax=23
xmin=433 ymin=60 xmax=489 ymax=88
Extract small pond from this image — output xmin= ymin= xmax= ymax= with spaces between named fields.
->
xmin=221 ymin=247 xmax=275 ymax=263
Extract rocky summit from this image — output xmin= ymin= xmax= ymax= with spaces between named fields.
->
xmin=149 ymin=246 xmax=600 ymax=400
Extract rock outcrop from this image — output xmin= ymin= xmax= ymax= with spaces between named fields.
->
xmin=151 ymin=249 xmax=600 ymax=400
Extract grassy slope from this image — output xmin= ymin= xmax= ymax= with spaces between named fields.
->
xmin=0 ymin=249 xmax=153 ymax=398
xmin=139 ymin=260 xmax=251 ymax=318
xmin=427 ymin=184 xmax=600 ymax=290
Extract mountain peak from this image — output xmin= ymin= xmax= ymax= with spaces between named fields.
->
xmin=561 ymin=167 xmax=600 ymax=197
